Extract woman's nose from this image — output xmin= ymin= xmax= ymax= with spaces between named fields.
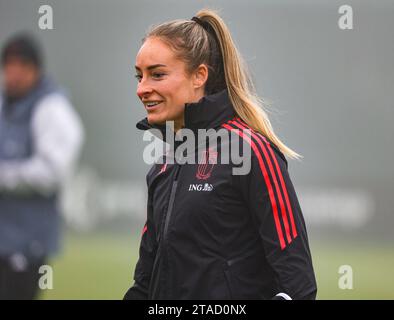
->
xmin=136 ymin=79 xmax=153 ymax=99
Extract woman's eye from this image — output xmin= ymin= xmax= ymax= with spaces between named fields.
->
xmin=134 ymin=74 xmax=142 ymax=82
xmin=152 ymin=73 xmax=165 ymax=79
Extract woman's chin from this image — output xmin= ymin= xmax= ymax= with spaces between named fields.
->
xmin=147 ymin=115 xmax=166 ymax=126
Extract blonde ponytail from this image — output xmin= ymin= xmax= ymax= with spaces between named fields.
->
xmin=195 ymin=9 xmax=301 ymax=159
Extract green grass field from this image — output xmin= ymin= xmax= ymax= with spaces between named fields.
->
xmin=39 ymin=232 xmax=394 ymax=300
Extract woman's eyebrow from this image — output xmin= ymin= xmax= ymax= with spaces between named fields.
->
xmin=135 ymin=64 xmax=167 ymax=71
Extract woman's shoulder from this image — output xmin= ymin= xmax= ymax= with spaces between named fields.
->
xmin=220 ymin=119 xmax=288 ymax=170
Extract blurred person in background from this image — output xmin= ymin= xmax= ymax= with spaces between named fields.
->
xmin=0 ymin=33 xmax=84 ymax=300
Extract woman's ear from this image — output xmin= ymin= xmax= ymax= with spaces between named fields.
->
xmin=193 ymin=64 xmax=209 ymax=89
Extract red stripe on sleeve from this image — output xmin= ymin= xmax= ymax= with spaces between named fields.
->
xmin=142 ymin=224 xmax=147 ymax=236
xmin=255 ymin=131 xmax=298 ymax=238
xmin=235 ymin=118 xmax=298 ymax=239
xmin=230 ymin=120 xmax=292 ymax=244
xmin=222 ymin=123 xmax=287 ymax=250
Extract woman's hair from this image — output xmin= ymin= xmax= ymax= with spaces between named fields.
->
xmin=143 ymin=8 xmax=301 ymax=159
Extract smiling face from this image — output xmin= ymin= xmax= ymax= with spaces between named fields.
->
xmin=135 ymin=37 xmax=207 ymax=132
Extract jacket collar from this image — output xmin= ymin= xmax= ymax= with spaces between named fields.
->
xmin=136 ymin=89 xmax=235 ymax=139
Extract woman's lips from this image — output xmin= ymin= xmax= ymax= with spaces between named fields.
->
xmin=145 ymin=102 xmax=163 ymax=110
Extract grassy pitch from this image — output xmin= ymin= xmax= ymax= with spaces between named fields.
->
xmin=40 ymin=232 xmax=394 ymax=300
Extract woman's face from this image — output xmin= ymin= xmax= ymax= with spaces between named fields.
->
xmin=135 ymin=37 xmax=205 ymax=131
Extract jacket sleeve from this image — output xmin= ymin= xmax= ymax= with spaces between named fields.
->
xmin=238 ymin=137 xmax=317 ymax=300
xmin=124 ymin=186 xmax=157 ymax=300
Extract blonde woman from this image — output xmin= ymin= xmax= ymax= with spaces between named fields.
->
xmin=124 ymin=9 xmax=317 ymax=300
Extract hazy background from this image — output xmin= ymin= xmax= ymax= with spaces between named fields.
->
xmin=0 ymin=0 xmax=393 ymax=299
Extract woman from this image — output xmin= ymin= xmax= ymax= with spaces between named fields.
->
xmin=124 ymin=9 xmax=317 ymax=300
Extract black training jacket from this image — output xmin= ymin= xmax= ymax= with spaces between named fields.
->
xmin=124 ymin=89 xmax=317 ymax=300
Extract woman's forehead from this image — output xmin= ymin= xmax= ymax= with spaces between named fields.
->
xmin=135 ymin=37 xmax=178 ymax=69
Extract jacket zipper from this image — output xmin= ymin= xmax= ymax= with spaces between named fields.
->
xmin=150 ymin=164 xmax=181 ymax=298
xmin=157 ymin=164 xmax=181 ymax=243
xmin=163 ymin=163 xmax=181 ymax=243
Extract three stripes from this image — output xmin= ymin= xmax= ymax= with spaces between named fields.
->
xmin=222 ymin=117 xmax=298 ymax=250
